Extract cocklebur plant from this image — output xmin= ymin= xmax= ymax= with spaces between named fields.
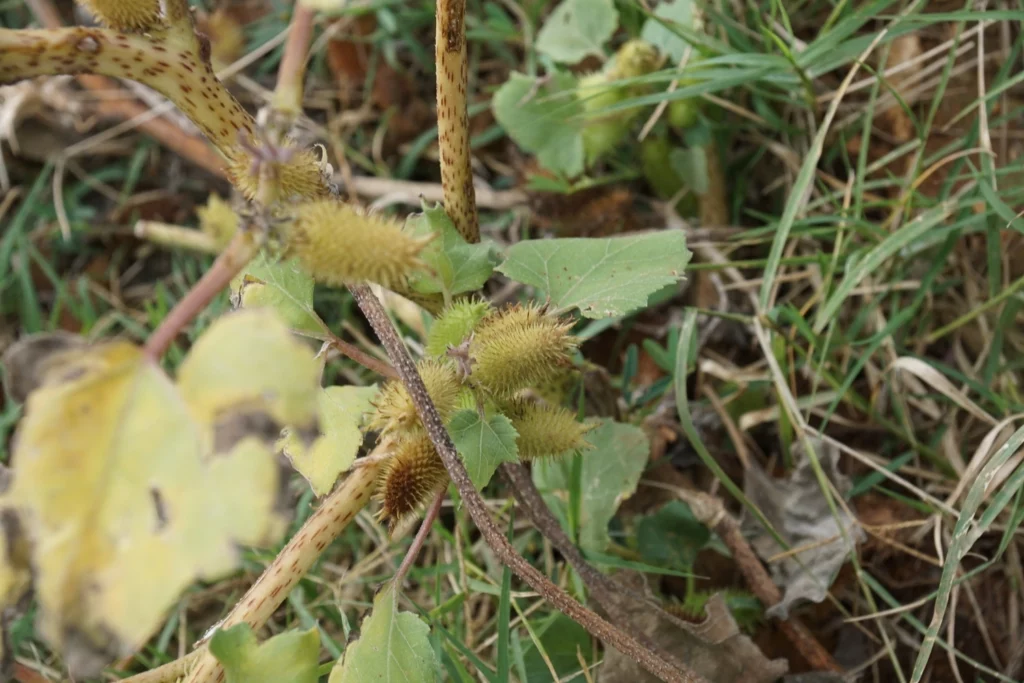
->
xmin=0 ymin=0 xmax=696 ymax=681
xmin=367 ymin=300 xmax=596 ymax=531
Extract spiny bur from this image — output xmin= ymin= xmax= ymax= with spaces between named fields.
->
xmin=368 ymin=359 xmax=462 ymax=434
xmin=469 ymin=304 xmax=577 ymax=397
xmin=196 ymin=194 xmax=238 ymax=250
xmin=425 ymin=299 xmax=491 ymax=358
xmin=227 ymin=148 xmax=330 ymax=204
xmin=286 ymin=199 xmax=432 ymax=290
xmin=77 ymin=0 xmax=163 ymax=32
xmin=503 ymin=399 xmax=595 ymax=460
xmin=375 ymin=434 xmax=449 ymax=532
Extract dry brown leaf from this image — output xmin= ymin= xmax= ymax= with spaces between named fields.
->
xmin=596 ymin=571 xmax=788 ymax=683
xmin=741 ymin=436 xmax=864 ymax=620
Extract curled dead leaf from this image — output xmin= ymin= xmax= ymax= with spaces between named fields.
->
xmin=595 ymin=571 xmax=788 ymax=683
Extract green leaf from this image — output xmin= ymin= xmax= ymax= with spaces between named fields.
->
xmin=448 ymin=409 xmax=519 ymax=490
xmin=635 ymin=500 xmax=710 ymax=570
xmin=406 ymin=202 xmax=498 ymax=298
xmin=519 ymin=614 xmax=591 ymax=683
xmin=669 ymin=146 xmax=709 ymax=196
xmin=532 ymin=420 xmax=649 ymax=552
xmin=210 ymin=623 xmax=321 ymax=683
xmin=536 ymin=0 xmax=618 ymax=64
xmin=492 ymin=72 xmax=584 ymax=178
xmin=330 ymin=582 xmax=440 ymax=683
xmin=496 ymin=232 xmax=692 ymax=319
xmin=280 ymin=385 xmax=377 ymax=496
xmin=640 ymin=0 xmax=696 ymax=62
xmin=232 ymin=252 xmax=321 ymax=335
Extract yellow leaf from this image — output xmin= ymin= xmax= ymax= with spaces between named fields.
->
xmin=281 ymin=385 xmax=377 ymax=496
xmin=178 ymin=308 xmax=320 ymax=440
xmin=0 ymin=310 xmax=320 ymax=677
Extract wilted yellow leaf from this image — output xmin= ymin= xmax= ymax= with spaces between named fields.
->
xmin=281 ymin=385 xmax=376 ymax=496
xmin=0 ymin=309 xmax=319 ymax=677
xmin=178 ymin=309 xmax=320 ymax=436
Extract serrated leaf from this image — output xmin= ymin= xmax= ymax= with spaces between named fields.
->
xmin=231 ymin=252 xmax=321 ymax=335
xmin=496 ymin=232 xmax=692 ymax=319
xmin=406 ymin=203 xmax=498 ymax=297
xmin=640 ymin=0 xmax=697 ymax=62
xmin=532 ymin=420 xmax=649 ymax=552
xmin=492 ymin=72 xmax=584 ymax=178
xmin=0 ymin=309 xmax=318 ymax=677
xmin=281 ymin=385 xmax=377 ymax=496
xmin=448 ymin=410 xmax=519 ymax=490
xmin=210 ymin=623 xmax=320 ymax=683
xmin=536 ymin=0 xmax=618 ymax=65
xmin=330 ymin=582 xmax=439 ymax=683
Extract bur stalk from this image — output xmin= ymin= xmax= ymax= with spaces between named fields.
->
xmin=435 ymin=0 xmax=478 ymax=243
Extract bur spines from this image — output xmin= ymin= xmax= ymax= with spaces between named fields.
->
xmin=196 ymin=194 xmax=238 ymax=249
xmin=286 ymin=199 xmax=431 ymax=289
xmin=226 ymin=148 xmax=330 ymax=204
xmin=368 ymin=359 xmax=462 ymax=434
xmin=425 ymin=299 xmax=491 ymax=358
xmin=469 ymin=304 xmax=577 ymax=397
xmin=375 ymin=434 xmax=449 ymax=531
xmin=77 ymin=0 xmax=163 ymax=31
xmin=504 ymin=399 xmax=594 ymax=460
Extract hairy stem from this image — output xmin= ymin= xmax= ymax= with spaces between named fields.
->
xmin=501 ymin=462 xmax=702 ymax=671
xmin=0 ymin=26 xmax=254 ymax=158
xmin=23 ymin=0 xmax=226 ymax=175
xmin=144 ymin=230 xmax=258 ymax=360
xmin=349 ymin=283 xmax=704 ymax=683
xmin=181 ymin=457 xmax=384 ymax=683
xmin=118 ymin=651 xmax=199 ymax=683
xmin=435 ymin=0 xmax=478 ymax=243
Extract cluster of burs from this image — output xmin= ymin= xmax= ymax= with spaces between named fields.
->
xmin=369 ymin=300 xmax=595 ymax=531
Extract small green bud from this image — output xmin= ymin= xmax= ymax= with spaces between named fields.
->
xmin=425 ymin=299 xmax=492 ymax=358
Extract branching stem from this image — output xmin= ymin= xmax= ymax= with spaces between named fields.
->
xmin=394 ymin=489 xmax=445 ymax=586
xmin=349 ymin=283 xmax=704 ymax=683
xmin=143 ymin=230 xmax=258 ymax=361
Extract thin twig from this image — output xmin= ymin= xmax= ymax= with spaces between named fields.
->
xmin=501 ymin=462 xmax=702 ymax=670
xmin=325 ymin=333 xmax=399 ymax=381
xmin=394 ymin=489 xmax=445 ymax=586
xmin=143 ymin=230 xmax=258 ymax=361
xmin=664 ymin=485 xmax=843 ymax=673
xmin=349 ymin=283 xmax=705 ymax=683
